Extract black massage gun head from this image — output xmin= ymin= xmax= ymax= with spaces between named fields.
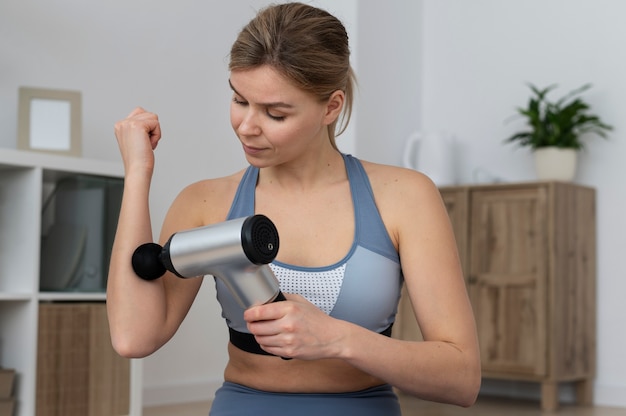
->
xmin=132 ymin=242 xmax=166 ymax=280
xmin=241 ymin=215 xmax=280 ymax=265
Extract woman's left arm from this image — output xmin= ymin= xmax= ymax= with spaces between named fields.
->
xmin=338 ymin=168 xmax=481 ymax=406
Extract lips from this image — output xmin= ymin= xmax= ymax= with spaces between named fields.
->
xmin=242 ymin=143 xmax=266 ymax=156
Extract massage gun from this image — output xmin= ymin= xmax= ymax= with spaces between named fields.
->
xmin=131 ymin=214 xmax=285 ymax=308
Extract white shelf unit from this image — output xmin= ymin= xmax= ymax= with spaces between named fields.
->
xmin=0 ymin=148 xmax=142 ymax=416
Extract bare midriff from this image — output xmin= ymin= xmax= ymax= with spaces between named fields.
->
xmin=223 ymin=343 xmax=386 ymax=393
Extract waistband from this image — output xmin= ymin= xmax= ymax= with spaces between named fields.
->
xmin=210 ymin=381 xmax=401 ymax=416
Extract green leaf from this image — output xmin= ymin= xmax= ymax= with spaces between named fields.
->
xmin=504 ymin=83 xmax=613 ymax=150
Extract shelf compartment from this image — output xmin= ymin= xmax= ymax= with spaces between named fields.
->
xmin=0 ymin=166 xmax=41 ymax=294
xmin=0 ymin=301 xmax=38 ymax=416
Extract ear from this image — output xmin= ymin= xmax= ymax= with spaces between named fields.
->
xmin=322 ymin=90 xmax=345 ymax=125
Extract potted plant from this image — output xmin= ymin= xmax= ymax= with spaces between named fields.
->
xmin=505 ymin=83 xmax=613 ymax=181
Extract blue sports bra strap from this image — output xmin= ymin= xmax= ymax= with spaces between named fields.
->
xmin=342 ymin=154 xmax=399 ymax=262
xmin=226 ymin=166 xmax=258 ymax=220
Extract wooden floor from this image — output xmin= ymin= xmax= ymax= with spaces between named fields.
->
xmin=144 ymin=394 xmax=626 ymax=416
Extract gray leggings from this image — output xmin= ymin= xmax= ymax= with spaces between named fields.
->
xmin=209 ymin=382 xmax=402 ymax=416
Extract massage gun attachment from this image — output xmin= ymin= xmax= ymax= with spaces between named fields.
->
xmin=131 ymin=215 xmax=285 ymax=308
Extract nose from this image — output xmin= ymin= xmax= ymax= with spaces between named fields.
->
xmin=237 ymin=109 xmax=262 ymax=137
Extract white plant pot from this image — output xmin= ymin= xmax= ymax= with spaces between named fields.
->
xmin=533 ymin=147 xmax=578 ymax=181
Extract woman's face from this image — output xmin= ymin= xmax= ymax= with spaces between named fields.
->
xmin=229 ymin=65 xmax=334 ymax=167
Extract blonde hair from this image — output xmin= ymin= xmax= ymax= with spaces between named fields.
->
xmin=229 ymin=2 xmax=355 ymax=150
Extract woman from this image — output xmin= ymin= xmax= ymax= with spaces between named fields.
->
xmin=107 ymin=3 xmax=480 ymax=415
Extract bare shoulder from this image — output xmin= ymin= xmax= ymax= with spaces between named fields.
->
xmin=161 ymin=170 xmax=246 ymax=235
xmin=359 ymin=160 xmax=442 ymax=207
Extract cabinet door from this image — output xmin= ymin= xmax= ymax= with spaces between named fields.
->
xmin=469 ymin=186 xmax=548 ymax=377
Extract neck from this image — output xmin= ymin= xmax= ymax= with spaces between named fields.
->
xmin=259 ymin=149 xmax=346 ymax=192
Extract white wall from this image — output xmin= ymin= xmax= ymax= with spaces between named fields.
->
xmin=1 ymin=0 xmax=624 ymax=409
xmin=355 ymin=2 xmax=423 ymax=164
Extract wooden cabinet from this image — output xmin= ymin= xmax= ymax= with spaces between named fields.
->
xmin=0 ymin=149 xmax=141 ymax=416
xmin=394 ymin=182 xmax=596 ymax=411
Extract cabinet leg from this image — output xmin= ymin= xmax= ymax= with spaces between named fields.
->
xmin=575 ymin=379 xmax=594 ymax=406
xmin=541 ymin=382 xmax=559 ymax=411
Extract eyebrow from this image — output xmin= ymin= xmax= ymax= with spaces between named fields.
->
xmin=228 ymin=79 xmax=295 ymax=109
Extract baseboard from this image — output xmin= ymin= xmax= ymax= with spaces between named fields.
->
xmin=143 ymin=378 xmax=223 ymax=407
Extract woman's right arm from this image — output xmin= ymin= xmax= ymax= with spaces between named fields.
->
xmin=107 ymin=108 xmax=203 ymax=358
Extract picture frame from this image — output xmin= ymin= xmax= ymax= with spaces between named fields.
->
xmin=17 ymin=86 xmax=82 ymax=157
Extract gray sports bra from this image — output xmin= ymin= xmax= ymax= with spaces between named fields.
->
xmin=217 ymin=154 xmax=403 ymax=353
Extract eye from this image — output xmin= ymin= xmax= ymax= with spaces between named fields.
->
xmin=266 ymin=110 xmax=286 ymax=122
xmin=232 ymin=95 xmax=247 ymax=106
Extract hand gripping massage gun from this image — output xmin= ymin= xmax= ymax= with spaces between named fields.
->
xmin=131 ymin=215 xmax=286 ymax=308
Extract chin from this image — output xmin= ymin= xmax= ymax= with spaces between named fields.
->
xmin=243 ymin=153 xmax=272 ymax=168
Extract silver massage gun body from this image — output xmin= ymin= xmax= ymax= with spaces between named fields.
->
xmin=131 ymin=215 xmax=285 ymax=309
